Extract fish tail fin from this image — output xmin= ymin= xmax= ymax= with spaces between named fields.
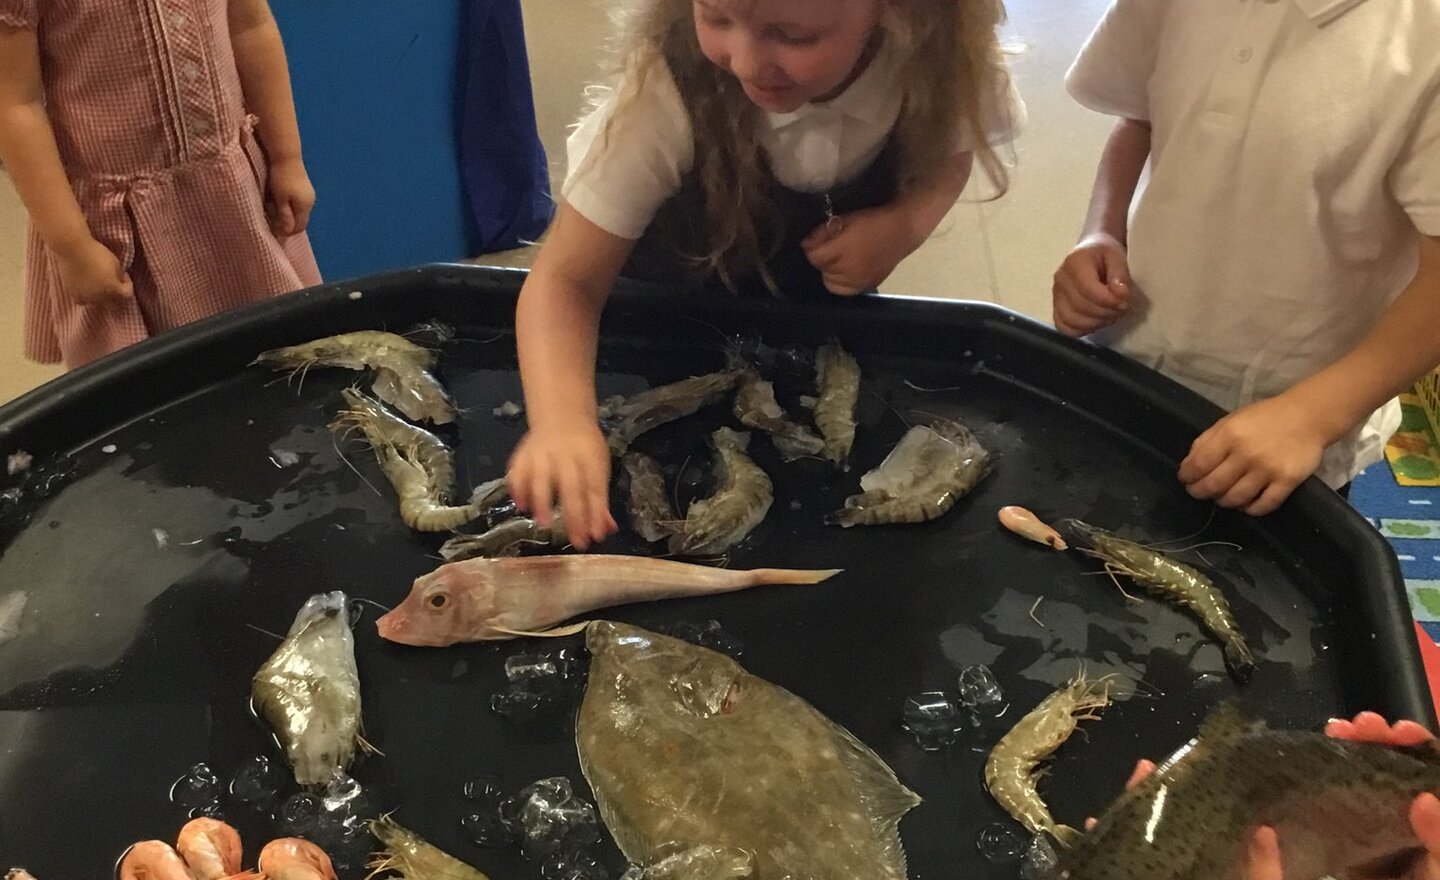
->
xmin=747 ymin=568 xmax=843 ymax=586
xmin=1224 ymin=638 xmax=1258 ymax=681
xmin=1051 ymin=824 xmax=1084 ymax=848
xmin=491 ymin=622 xmax=591 ymax=639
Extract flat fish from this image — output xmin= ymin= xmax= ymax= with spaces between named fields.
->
xmin=376 ymin=556 xmax=840 ymax=646
xmin=252 ymin=592 xmax=363 ymax=786
xmin=829 ymin=421 xmax=992 ymax=527
xmin=0 ymin=590 xmax=27 ymax=646
xmin=1060 ymin=703 xmax=1440 ymax=880
xmin=669 ymin=428 xmax=773 ymax=557
xmin=577 ymin=621 xmax=920 ymax=879
xmin=598 ymin=368 xmax=743 ymax=457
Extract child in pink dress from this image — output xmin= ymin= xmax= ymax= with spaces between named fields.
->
xmin=0 ymin=0 xmax=322 ymax=368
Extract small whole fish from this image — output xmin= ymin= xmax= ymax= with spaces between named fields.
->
xmin=1061 ymin=519 xmax=1257 ymax=680
xmin=368 ymin=816 xmax=489 ymax=880
xmin=829 ymin=421 xmax=993 ymax=527
xmin=330 ymin=388 xmax=480 ymax=532
xmin=1060 ymin=703 xmax=1440 ymax=880
xmin=376 ymin=556 xmax=840 ymax=646
xmin=578 ymin=621 xmax=921 ymax=879
xmin=439 ymin=513 xmax=568 ymax=561
xmin=733 ymin=366 xmax=825 ymax=460
xmin=253 ymin=330 xmax=455 ymax=424
xmin=622 ymin=452 xmax=677 ymax=544
xmin=252 ymin=592 xmax=363 ymax=786
xmin=985 ymin=673 xmax=1114 ymax=844
xmin=813 ymin=341 xmax=861 ymax=468
xmin=598 ymin=367 xmax=743 ymax=456
xmin=669 ymin=428 xmax=773 ymax=557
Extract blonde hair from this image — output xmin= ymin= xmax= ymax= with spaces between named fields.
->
xmin=589 ymin=0 xmax=1012 ymax=287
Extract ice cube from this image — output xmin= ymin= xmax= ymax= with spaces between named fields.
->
xmin=506 ymin=653 xmax=560 ymax=683
xmin=1020 ymin=833 xmax=1061 ymax=879
xmin=461 ymin=811 xmax=515 ymax=848
xmin=169 ymin=763 xmax=221 ymax=808
xmin=188 ymin=799 xmax=225 ymax=820
xmin=975 ymin=823 xmax=1026 ymax=861
xmin=490 ymin=687 xmax=546 ymax=723
xmin=957 ymin=665 xmax=1004 ymax=711
xmin=493 ymin=401 xmax=525 ymax=422
xmin=519 ymin=777 xmax=574 ymax=812
xmin=497 ymin=795 xmax=525 ymax=835
xmin=274 ymin=792 xmax=322 ymax=835
xmin=229 ymin=755 xmax=285 ymax=804
xmin=321 ymin=772 xmax=364 ymax=813
xmin=541 ymin=853 xmax=610 ymax=880
xmin=902 ymin=692 xmax=963 ymax=750
xmin=6 ymin=451 xmax=31 ymax=475
xmin=462 ymin=775 xmax=506 ymax=805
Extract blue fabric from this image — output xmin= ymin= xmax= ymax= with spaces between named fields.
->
xmin=459 ymin=0 xmax=554 ymax=253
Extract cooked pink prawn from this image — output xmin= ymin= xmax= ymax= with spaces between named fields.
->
xmin=258 ymin=839 xmax=338 ymax=880
xmin=175 ymin=818 xmax=243 ymax=880
xmin=119 ymin=841 xmax=201 ymax=880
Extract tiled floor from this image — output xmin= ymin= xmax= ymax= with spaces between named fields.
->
xmin=0 ymin=0 xmax=1112 ymax=404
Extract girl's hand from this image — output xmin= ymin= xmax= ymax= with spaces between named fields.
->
xmin=506 ymin=419 xmax=617 ymax=551
xmin=801 ymin=205 xmax=919 ymax=296
xmin=53 ymin=237 xmax=134 ymax=308
xmin=1177 ymin=392 xmax=1327 ymax=516
xmin=1103 ymin=715 xmax=1440 ymax=879
xmin=266 ymin=157 xmax=316 ymax=237
xmin=1052 ymin=233 xmax=1131 ymax=337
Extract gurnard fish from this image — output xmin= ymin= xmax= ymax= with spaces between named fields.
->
xmin=829 ymin=420 xmax=993 ymax=527
xmin=577 ymin=621 xmax=921 ymax=879
xmin=1059 ymin=703 xmax=1440 ymax=880
xmin=1060 ymin=518 xmax=1257 ymax=680
xmin=252 ymin=592 xmax=363 ymax=786
xmin=376 ymin=556 xmax=840 ymax=646
xmin=669 ymin=428 xmax=773 ymax=557
xmin=598 ymin=367 xmax=744 ymax=457
xmin=253 ymin=330 xmax=455 ymax=425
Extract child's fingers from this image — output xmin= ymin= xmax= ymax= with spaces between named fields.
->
xmin=1217 ymin=471 xmax=1268 ymax=510
xmin=556 ymin=460 xmax=590 ymax=550
xmin=801 ymin=221 xmax=838 ymax=252
xmin=1183 ymin=453 xmax=1245 ymax=500
xmin=276 ymin=203 xmax=296 ymax=237
xmin=1392 ymin=720 xmax=1435 ymax=746
xmin=1351 ymin=711 xmax=1392 ymax=742
xmin=1244 ymin=481 xmax=1293 ymax=517
xmin=1410 ymin=794 xmax=1440 ymax=867
xmin=1125 ymin=759 xmax=1156 ymax=790
xmin=1246 ymin=826 xmax=1284 ymax=880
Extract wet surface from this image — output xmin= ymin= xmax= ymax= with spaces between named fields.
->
xmin=0 ymin=317 xmax=1379 ymax=879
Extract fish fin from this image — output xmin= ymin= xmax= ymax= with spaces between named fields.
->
xmin=491 ymin=622 xmax=591 ymax=639
xmin=1196 ymin=700 xmax=1265 ymax=746
xmin=825 ymin=717 xmax=922 ymax=877
xmin=1051 ymin=824 xmax=1083 ymax=848
xmin=748 ymin=568 xmax=843 ymax=586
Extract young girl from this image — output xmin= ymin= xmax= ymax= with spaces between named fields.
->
xmin=1053 ymin=0 xmax=1440 ymax=515
xmin=0 ymin=0 xmax=321 ymax=370
xmin=508 ymin=0 xmax=1024 ymax=547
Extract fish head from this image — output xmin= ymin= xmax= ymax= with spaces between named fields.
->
xmin=377 ymin=564 xmax=492 ymax=646
xmin=587 ymin=621 xmax=744 ymax=718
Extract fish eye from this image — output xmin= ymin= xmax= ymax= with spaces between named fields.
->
xmin=427 ymin=592 xmax=448 ymax=610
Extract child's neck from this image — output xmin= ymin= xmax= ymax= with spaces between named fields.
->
xmin=812 ymin=29 xmax=884 ymax=105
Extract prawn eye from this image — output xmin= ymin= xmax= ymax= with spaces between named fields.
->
xmin=427 ymin=592 xmax=449 ymax=610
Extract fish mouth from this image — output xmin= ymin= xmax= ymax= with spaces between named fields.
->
xmin=375 ymin=609 xmax=457 ymax=647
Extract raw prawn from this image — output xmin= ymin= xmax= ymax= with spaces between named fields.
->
xmin=813 ymin=341 xmax=861 ymax=468
xmin=732 ymin=365 xmax=824 ymax=460
xmin=253 ymin=330 xmax=454 ymax=424
xmin=598 ymin=367 xmax=743 ymax=456
xmin=377 ymin=555 xmax=840 ymax=646
xmin=622 ymin=452 xmax=676 ymax=544
xmin=668 ymin=428 xmax=773 ymax=557
xmin=175 ymin=818 xmax=242 ymax=880
xmin=330 ymin=388 xmax=480 ymax=532
xmin=1061 ymin=519 xmax=1257 ymax=680
xmin=999 ymin=506 xmax=1067 ymax=550
xmin=440 ymin=513 xmax=568 ymax=561
xmin=367 ymin=815 xmax=489 ymax=880
xmin=829 ymin=420 xmax=992 ymax=527
xmin=258 ymin=839 xmax=338 ymax=880
xmin=984 ymin=672 xmax=1115 ymax=844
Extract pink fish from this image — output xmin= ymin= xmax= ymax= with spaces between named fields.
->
xmin=377 ymin=555 xmax=841 ymax=646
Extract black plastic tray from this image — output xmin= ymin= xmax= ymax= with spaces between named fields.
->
xmin=0 ymin=265 xmax=1426 ymax=879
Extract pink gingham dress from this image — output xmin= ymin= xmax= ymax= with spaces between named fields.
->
xmin=2 ymin=0 xmax=322 ymax=368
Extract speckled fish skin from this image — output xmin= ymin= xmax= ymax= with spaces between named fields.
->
xmin=1059 ymin=704 xmax=1440 ymax=880
xmin=577 ymin=621 xmax=920 ymax=879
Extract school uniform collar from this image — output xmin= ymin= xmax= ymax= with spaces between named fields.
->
xmin=764 ymin=37 xmax=901 ymax=131
xmin=1291 ymin=0 xmax=1371 ymax=26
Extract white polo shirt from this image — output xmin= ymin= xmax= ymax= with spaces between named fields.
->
xmin=563 ymin=37 xmax=1026 ymax=241
xmin=1067 ymin=0 xmax=1440 ymax=488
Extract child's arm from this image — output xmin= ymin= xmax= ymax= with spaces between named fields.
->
xmin=508 ymin=203 xmax=634 ymax=549
xmin=1180 ymin=234 xmax=1440 ymax=514
xmin=227 ymin=0 xmax=314 ymax=237
xmin=0 ymin=25 xmax=133 ymax=308
xmin=1052 ymin=117 xmax=1150 ymax=336
xmin=799 ymin=151 xmax=974 ymax=296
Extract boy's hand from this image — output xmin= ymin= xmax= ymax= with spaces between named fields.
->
xmin=507 ymin=419 xmax=617 ymax=551
xmin=1178 ymin=393 xmax=1327 ymax=516
xmin=53 ymin=237 xmax=134 ymax=308
xmin=1052 ymin=233 xmax=1132 ymax=337
xmin=801 ymin=205 xmax=919 ymax=296
xmin=266 ymin=157 xmax=316 ymax=237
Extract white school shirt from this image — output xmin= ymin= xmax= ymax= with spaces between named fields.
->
xmin=563 ymin=37 xmax=1026 ymax=241
xmin=1067 ymin=0 xmax=1440 ymax=488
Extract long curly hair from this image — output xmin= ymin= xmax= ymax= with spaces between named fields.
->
xmin=583 ymin=0 xmax=1014 ymax=287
